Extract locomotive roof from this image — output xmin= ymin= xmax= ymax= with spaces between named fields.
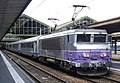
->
xmin=6 ymin=40 xmax=20 ymax=45
xmin=19 ymin=36 xmax=40 ymax=43
xmin=7 ymin=36 xmax=40 ymax=44
xmin=38 ymin=29 xmax=107 ymax=39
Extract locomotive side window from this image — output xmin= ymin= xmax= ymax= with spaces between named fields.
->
xmin=42 ymin=37 xmax=62 ymax=50
xmin=107 ymin=35 xmax=112 ymax=43
xmin=77 ymin=34 xmax=91 ymax=42
xmin=94 ymin=34 xmax=106 ymax=42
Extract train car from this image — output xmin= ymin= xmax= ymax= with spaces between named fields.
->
xmin=6 ymin=29 xmax=112 ymax=76
xmin=18 ymin=36 xmax=40 ymax=58
xmin=37 ymin=29 xmax=112 ymax=76
xmin=6 ymin=36 xmax=40 ymax=58
xmin=6 ymin=40 xmax=21 ymax=52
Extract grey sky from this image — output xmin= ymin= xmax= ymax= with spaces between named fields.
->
xmin=23 ymin=0 xmax=120 ymax=26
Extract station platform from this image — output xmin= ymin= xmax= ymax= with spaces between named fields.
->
xmin=112 ymin=54 xmax=120 ymax=61
xmin=0 ymin=50 xmax=33 ymax=83
xmin=112 ymin=51 xmax=120 ymax=61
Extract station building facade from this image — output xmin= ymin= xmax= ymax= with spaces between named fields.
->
xmin=3 ymin=14 xmax=52 ymax=41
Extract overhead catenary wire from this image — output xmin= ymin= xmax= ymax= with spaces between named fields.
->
xmin=30 ymin=0 xmax=46 ymax=13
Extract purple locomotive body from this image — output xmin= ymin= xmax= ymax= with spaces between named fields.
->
xmin=65 ymin=50 xmax=111 ymax=76
xmin=61 ymin=29 xmax=112 ymax=76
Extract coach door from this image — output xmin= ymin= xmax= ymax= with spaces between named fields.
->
xmin=67 ymin=35 xmax=75 ymax=50
xmin=65 ymin=35 xmax=69 ymax=50
xmin=33 ymin=41 xmax=37 ymax=53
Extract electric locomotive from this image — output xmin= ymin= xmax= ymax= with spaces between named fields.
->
xmin=39 ymin=29 xmax=112 ymax=76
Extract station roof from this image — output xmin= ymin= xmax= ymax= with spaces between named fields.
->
xmin=0 ymin=0 xmax=31 ymax=41
xmin=89 ymin=16 xmax=120 ymax=34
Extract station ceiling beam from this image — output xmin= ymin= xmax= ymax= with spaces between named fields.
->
xmin=0 ymin=0 xmax=31 ymax=41
xmin=89 ymin=17 xmax=120 ymax=34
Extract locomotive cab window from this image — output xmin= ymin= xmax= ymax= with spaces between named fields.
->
xmin=77 ymin=34 xmax=91 ymax=42
xmin=94 ymin=34 xmax=106 ymax=43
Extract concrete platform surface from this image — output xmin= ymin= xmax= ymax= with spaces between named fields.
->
xmin=0 ymin=50 xmax=33 ymax=83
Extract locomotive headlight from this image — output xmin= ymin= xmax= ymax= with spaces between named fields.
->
xmin=100 ymin=54 xmax=103 ymax=57
xmin=82 ymin=53 xmax=90 ymax=58
xmin=103 ymin=53 xmax=107 ymax=57
xmin=100 ymin=53 xmax=106 ymax=57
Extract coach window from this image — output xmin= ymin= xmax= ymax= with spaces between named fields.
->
xmin=9 ymin=45 xmax=11 ymax=48
xmin=67 ymin=35 xmax=69 ymax=42
xmin=13 ymin=44 xmax=18 ymax=49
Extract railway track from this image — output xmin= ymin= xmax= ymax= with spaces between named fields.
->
xmin=105 ymin=72 xmax=120 ymax=82
xmin=83 ymin=75 xmax=120 ymax=83
xmin=3 ymin=50 xmax=66 ymax=83
xmin=3 ymin=50 xmax=92 ymax=83
xmin=2 ymin=50 xmax=120 ymax=83
xmin=78 ymin=69 xmax=120 ymax=83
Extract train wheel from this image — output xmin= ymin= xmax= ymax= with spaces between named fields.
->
xmin=60 ymin=61 xmax=71 ymax=71
xmin=60 ymin=61 xmax=63 ymax=68
xmin=38 ymin=57 xmax=44 ymax=62
xmin=65 ymin=63 xmax=71 ymax=71
xmin=32 ymin=55 xmax=36 ymax=59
